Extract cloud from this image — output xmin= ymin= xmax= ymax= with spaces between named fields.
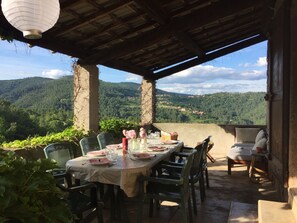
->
xmin=125 ymin=73 xmax=141 ymax=82
xmin=41 ymin=69 xmax=71 ymax=79
xmin=155 ymin=63 xmax=267 ymax=94
xmin=239 ymin=56 xmax=267 ymax=67
xmin=157 ymin=79 xmax=267 ymax=95
xmin=255 ymin=57 xmax=267 ymax=67
xmin=160 ymin=64 xmax=266 ymax=85
xmin=239 ymin=63 xmax=251 ymax=67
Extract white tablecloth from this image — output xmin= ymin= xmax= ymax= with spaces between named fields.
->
xmin=66 ymin=141 xmax=183 ymax=197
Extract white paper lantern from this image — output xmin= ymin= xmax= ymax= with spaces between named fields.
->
xmin=1 ymin=0 xmax=60 ymax=39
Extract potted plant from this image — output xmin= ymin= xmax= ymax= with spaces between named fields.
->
xmin=0 ymin=149 xmax=72 ymax=223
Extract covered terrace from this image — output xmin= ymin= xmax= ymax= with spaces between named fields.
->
xmin=1 ymin=0 xmax=297 ymax=221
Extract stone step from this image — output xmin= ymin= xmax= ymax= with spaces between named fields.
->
xmin=289 ymin=188 xmax=297 ymax=221
xmin=258 ymin=200 xmax=296 ymax=223
xmin=228 ymin=201 xmax=258 ymax=223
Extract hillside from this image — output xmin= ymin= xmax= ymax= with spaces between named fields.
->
xmin=0 ymin=76 xmax=266 ymax=127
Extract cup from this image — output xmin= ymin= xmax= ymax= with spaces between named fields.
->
xmin=106 ymin=148 xmax=117 ymax=163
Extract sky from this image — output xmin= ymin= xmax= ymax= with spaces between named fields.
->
xmin=0 ymin=40 xmax=267 ymax=95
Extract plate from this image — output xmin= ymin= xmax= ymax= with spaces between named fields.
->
xmin=88 ymin=158 xmax=110 ymax=165
xmin=87 ymin=150 xmax=107 ymax=157
xmin=162 ymin=140 xmax=178 ymax=145
xmin=106 ymin=144 xmax=122 ymax=149
xmin=147 ymin=146 xmax=168 ymax=152
xmin=132 ymin=153 xmax=154 ymax=160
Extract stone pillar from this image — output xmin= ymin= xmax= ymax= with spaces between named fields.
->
xmin=73 ymin=62 xmax=99 ymax=134
xmin=141 ymin=78 xmax=156 ymax=126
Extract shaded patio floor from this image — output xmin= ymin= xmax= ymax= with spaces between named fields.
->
xmin=100 ymin=156 xmax=278 ymax=223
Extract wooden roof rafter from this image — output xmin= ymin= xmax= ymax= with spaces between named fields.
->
xmin=0 ymin=0 xmax=275 ymax=79
xmin=80 ymin=0 xmax=264 ymax=65
xmin=153 ymin=34 xmax=266 ymax=80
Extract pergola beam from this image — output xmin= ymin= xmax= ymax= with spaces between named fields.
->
xmin=153 ymin=34 xmax=267 ymax=80
xmin=103 ymin=60 xmax=153 ymax=76
xmin=173 ymin=31 xmax=205 ymax=57
xmin=51 ymin=0 xmax=133 ymax=37
xmin=81 ymin=0 xmax=263 ymax=64
xmin=135 ymin=0 xmax=205 ymax=57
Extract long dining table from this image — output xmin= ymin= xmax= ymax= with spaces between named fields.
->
xmin=66 ymin=140 xmax=184 ymax=197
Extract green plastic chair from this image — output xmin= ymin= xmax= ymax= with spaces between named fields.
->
xmin=79 ymin=136 xmax=101 ymax=155
xmin=202 ymin=136 xmax=211 ymax=188
xmin=43 ymin=142 xmax=81 ymax=169
xmin=157 ymin=138 xmax=209 ymax=215
xmin=54 ymin=172 xmax=104 ymax=223
xmin=97 ymin=132 xmax=115 ymax=149
xmin=137 ymin=151 xmax=195 ymax=223
xmin=172 ymin=143 xmax=205 ymax=215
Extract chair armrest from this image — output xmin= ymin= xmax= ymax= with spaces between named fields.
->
xmin=159 ymin=163 xmax=183 ymax=170
xmin=181 ymin=146 xmax=194 ymax=151
xmin=170 ymin=151 xmax=193 ymax=163
xmin=67 ymin=183 xmax=97 ymax=192
xmin=159 ymin=161 xmax=183 ymax=167
xmin=172 ymin=151 xmax=192 ymax=157
xmin=140 ymin=175 xmax=183 ymax=185
xmin=53 ymin=171 xmax=73 ymax=187
xmin=159 ymin=160 xmax=183 ymax=166
xmin=53 ymin=172 xmax=67 ymax=179
xmin=153 ymin=163 xmax=183 ymax=177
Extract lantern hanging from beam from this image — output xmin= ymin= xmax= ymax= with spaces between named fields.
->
xmin=1 ymin=0 xmax=60 ymax=39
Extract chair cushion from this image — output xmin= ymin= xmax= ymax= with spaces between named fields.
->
xmin=227 ymin=146 xmax=253 ymax=161
xmin=235 ymin=128 xmax=260 ymax=143
xmin=255 ymin=129 xmax=266 ymax=143
xmin=252 ymin=138 xmax=267 ymax=151
xmin=232 ymin=143 xmax=254 ymax=149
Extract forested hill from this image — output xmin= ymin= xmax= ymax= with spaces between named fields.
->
xmin=0 ymin=76 xmax=266 ymax=125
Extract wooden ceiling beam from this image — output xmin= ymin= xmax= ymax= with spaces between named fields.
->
xmin=205 ymin=29 xmax=263 ymax=53
xmin=173 ymin=31 xmax=205 ymax=57
xmin=152 ymin=28 xmax=262 ymax=72
xmin=102 ymin=60 xmax=153 ymax=76
xmin=134 ymin=0 xmax=168 ymax=25
xmin=149 ymin=28 xmax=263 ymax=72
xmin=82 ymin=0 xmax=264 ymax=64
xmin=82 ymin=20 xmax=155 ymax=47
xmin=153 ymin=34 xmax=267 ymax=80
xmin=60 ymin=0 xmax=82 ymax=10
xmin=52 ymin=0 xmax=133 ymax=36
xmin=125 ymin=0 xmax=205 ymax=57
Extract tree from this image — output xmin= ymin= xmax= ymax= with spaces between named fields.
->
xmin=0 ymin=99 xmax=42 ymax=143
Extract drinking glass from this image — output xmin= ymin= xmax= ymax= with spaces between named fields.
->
xmin=106 ymin=148 xmax=117 ymax=163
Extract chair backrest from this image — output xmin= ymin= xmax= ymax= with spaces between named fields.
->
xmin=191 ymin=144 xmax=204 ymax=176
xmin=79 ymin=136 xmax=100 ymax=155
xmin=44 ymin=142 xmax=79 ymax=168
xmin=180 ymin=151 xmax=195 ymax=182
xmin=201 ymin=136 xmax=211 ymax=164
xmin=97 ymin=132 xmax=115 ymax=149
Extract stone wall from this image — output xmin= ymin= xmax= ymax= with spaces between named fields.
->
xmin=153 ymin=123 xmax=265 ymax=157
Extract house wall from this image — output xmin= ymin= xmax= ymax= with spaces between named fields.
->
xmin=268 ymin=0 xmax=297 ymax=201
xmin=288 ymin=0 xmax=297 ymax=189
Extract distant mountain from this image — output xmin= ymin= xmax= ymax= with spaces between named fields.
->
xmin=0 ymin=76 xmax=266 ymax=125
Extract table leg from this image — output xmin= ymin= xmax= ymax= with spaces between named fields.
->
xmin=249 ymin=155 xmax=256 ymax=182
xmin=116 ymin=187 xmax=130 ymax=223
xmin=103 ymin=184 xmax=116 ymax=221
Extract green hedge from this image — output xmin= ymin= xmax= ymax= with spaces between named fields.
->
xmin=1 ymin=118 xmax=139 ymax=149
xmin=1 ymin=127 xmax=84 ymax=149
